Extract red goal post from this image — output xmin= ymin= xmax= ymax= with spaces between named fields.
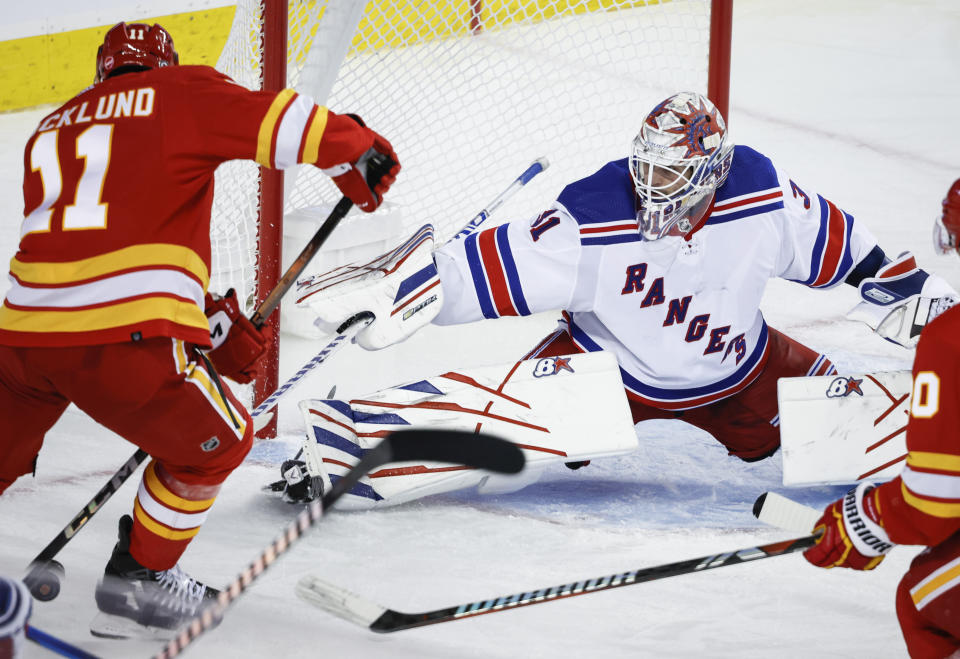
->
xmin=213 ymin=0 xmax=733 ymax=438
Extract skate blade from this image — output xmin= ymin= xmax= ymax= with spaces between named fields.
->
xmin=89 ymin=611 xmax=182 ymax=641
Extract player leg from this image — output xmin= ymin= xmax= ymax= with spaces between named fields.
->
xmin=895 ymin=531 xmax=960 ymax=657
xmin=0 ymin=345 xmax=70 ymax=495
xmin=672 ymin=328 xmax=836 ymax=461
xmin=52 ymin=338 xmax=253 ymax=636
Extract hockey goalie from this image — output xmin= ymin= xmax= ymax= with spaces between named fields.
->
xmin=269 ymin=224 xmax=639 ymax=508
xmin=272 ymin=92 xmax=960 ymax=507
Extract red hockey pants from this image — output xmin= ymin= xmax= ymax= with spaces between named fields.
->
xmin=525 ymin=325 xmax=833 ymax=461
xmin=0 ymin=338 xmax=252 ymax=569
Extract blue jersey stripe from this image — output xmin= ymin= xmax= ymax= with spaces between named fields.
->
xmin=706 ymin=201 xmax=784 ymax=225
xmin=581 ymin=234 xmax=642 ymax=246
xmin=567 ymin=314 xmax=769 ymax=403
xmin=464 ymin=232 xmax=498 ymax=319
xmin=798 ymin=195 xmax=830 ymax=286
xmin=496 ymin=225 xmax=530 ymax=316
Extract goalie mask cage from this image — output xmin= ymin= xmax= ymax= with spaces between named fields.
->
xmin=213 ymin=0 xmax=732 ymax=436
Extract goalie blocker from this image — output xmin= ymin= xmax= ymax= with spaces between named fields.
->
xmin=274 ymin=351 xmax=638 ymax=509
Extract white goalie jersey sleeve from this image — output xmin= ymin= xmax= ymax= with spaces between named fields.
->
xmin=770 ymin=175 xmax=880 ymax=289
xmin=433 ymin=206 xmax=588 ymax=324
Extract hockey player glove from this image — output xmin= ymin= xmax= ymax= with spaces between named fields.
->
xmin=204 ymin=289 xmax=269 ymax=384
xmin=803 ymin=482 xmax=895 ymax=571
xmin=321 ymin=114 xmax=399 ymax=213
xmin=0 ymin=576 xmax=31 ymax=658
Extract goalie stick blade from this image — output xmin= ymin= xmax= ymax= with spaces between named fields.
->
xmin=753 ymin=492 xmax=822 ymax=535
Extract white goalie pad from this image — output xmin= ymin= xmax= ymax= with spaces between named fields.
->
xmin=777 ymin=371 xmax=911 ymax=487
xmin=298 ymin=352 xmax=637 ymax=509
xmin=294 ymin=223 xmax=443 ymax=350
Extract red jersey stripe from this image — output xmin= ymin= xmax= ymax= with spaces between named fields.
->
xmin=477 ymin=228 xmax=517 ymax=316
xmin=811 ymin=199 xmax=847 ymax=287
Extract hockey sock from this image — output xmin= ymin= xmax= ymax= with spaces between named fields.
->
xmin=129 ymin=460 xmax=222 ymax=570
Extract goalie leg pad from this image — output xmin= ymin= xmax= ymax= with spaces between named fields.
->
xmin=293 ymin=351 xmax=638 ymax=509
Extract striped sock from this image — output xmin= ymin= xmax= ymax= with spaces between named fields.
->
xmin=129 ymin=460 xmax=220 ymax=570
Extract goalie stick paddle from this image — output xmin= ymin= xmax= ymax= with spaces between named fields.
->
xmin=154 ymin=430 xmax=525 ymax=659
xmin=295 ymin=534 xmax=818 ymax=633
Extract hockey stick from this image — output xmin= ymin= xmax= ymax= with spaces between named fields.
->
xmin=251 ymin=157 xmax=551 ymax=418
xmin=154 ymin=429 xmax=525 ymax=658
xmin=752 ymin=492 xmax=821 ymax=535
xmin=22 ymin=449 xmax=149 ymax=601
xmin=21 ymin=317 xmax=372 ymax=602
xmin=25 ymin=625 xmax=101 ymax=659
xmin=447 ymin=157 xmax=549 ymax=243
xmin=251 ymin=312 xmax=373 ymax=418
xmin=295 ymin=534 xmax=818 ymax=633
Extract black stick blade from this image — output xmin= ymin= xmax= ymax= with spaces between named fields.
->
xmin=386 ymin=429 xmax=525 ymax=474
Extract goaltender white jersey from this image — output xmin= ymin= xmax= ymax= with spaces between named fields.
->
xmin=433 ymin=145 xmax=879 ymax=410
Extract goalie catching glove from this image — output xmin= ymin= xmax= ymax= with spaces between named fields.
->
xmin=803 ymin=482 xmax=895 ymax=571
xmin=847 ymin=251 xmax=959 ymax=348
xmin=296 ymin=224 xmax=444 ymax=350
xmin=204 ymin=289 xmax=270 ymax=384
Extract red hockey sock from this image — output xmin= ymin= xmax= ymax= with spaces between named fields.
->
xmin=128 ymin=460 xmax=222 ymax=571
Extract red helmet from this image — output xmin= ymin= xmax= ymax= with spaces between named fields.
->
xmin=95 ymin=22 xmax=178 ymax=83
xmin=935 ymin=178 xmax=960 ymax=255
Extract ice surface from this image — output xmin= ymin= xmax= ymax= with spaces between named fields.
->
xmin=1 ymin=1 xmax=959 ymax=656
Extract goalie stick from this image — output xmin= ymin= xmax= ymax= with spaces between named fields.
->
xmin=448 ymin=157 xmax=550 ymax=243
xmin=154 ymin=429 xmax=525 ymax=658
xmin=295 ymin=533 xmax=818 ymax=633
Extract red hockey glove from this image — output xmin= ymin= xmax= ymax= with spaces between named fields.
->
xmin=803 ymin=482 xmax=895 ymax=571
xmin=204 ymin=289 xmax=269 ymax=384
xmin=322 ymin=114 xmax=399 ymax=213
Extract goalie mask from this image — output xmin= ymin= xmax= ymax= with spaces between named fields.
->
xmin=95 ymin=22 xmax=179 ymax=83
xmin=629 ymin=92 xmax=733 ymax=241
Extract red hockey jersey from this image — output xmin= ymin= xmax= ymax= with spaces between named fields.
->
xmin=0 ymin=65 xmax=372 ymax=347
xmin=876 ymin=304 xmax=960 ymax=546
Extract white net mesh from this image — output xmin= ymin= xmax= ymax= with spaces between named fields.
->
xmin=213 ymin=0 xmax=715 ymax=312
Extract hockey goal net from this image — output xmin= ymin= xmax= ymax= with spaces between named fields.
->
xmin=212 ymin=0 xmax=731 ymax=430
